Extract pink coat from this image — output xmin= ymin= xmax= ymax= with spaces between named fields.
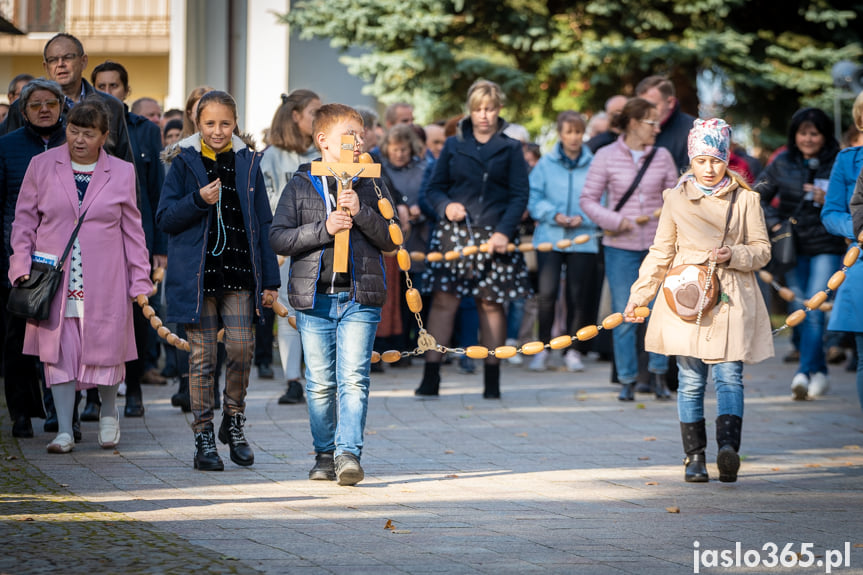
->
xmin=579 ymin=136 xmax=679 ymax=251
xmin=9 ymin=145 xmax=152 ymax=366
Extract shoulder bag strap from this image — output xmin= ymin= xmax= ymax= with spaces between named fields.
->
xmin=613 ymin=146 xmax=659 ymax=212
xmin=719 ymin=188 xmax=739 ymax=247
xmin=55 ymin=207 xmax=89 ymax=270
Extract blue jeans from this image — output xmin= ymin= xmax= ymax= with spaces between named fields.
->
xmin=296 ymin=292 xmax=381 ymax=459
xmin=677 ymin=356 xmax=743 ymax=423
xmin=786 ymin=253 xmax=841 ymax=376
xmin=604 ymin=246 xmax=668 ymax=383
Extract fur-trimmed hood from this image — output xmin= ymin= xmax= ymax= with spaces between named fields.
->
xmin=160 ymin=132 xmax=256 ymax=164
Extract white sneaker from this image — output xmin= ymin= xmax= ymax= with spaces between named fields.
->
xmin=528 ymin=350 xmax=548 ymax=371
xmin=505 ymin=338 xmax=523 ymax=365
xmin=98 ymin=409 xmax=121 ymax=449
xmin=46 ymin=432 xmax=74 ymax=454
xmin=117 ymin=381 xmax=127 ymax=396
xmin=791 ymin=373 xmax=809 ymax=401
xmin=564 ymin=349 xmax=585 ymax=372
xmin=808 ymin=372 xmax=830 ymax=397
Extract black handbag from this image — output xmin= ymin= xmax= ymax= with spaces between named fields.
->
xmin=767 ymin=196 xmax=806 ymax=275
xmin=7 ymin=209 xmax=88 ymax=321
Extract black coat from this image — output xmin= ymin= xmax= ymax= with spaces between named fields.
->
xmin=126 ymin=109 xmax=166 ymax=254
xmin=755 ymin=150 xmax=846 ymax=256
xmin=655 ymin=105 xmax=695 ymax=174
xmin=0 ymin=124 xmax=66 ymax=283
xmin=269 ymin=164 xmax=398 ymax=310
xmin=424 ymin=117 xmax=529 ymax=240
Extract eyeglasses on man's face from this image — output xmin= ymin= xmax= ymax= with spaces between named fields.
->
xmin=45 ymin=53 xmax=81 ymax=66
xmin=27 ymin=99 xmax=61 ymax=110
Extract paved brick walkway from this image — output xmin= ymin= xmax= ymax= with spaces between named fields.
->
xmin=2 ymin=339 xmax=863 ymax=574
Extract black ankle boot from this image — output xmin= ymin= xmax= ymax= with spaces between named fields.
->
xmin=415 ymin=362 xmax=441 ymax=396
xmin=653 ymin=372 xmax=672 ymax=400
xmin=218 ymin=412 xmax=254 ymax=466
xmin=309 ymin=451 xmax=336 ymax=480
xmin=171 ymin=376 xmax=191 ymax=412
xmin=194 ymin=426 xmax=224 ymax=471
xmin=618 ymin=382 xmax=635 ymax=401
xmin=483 ymin=363 xmax=500 ymax=399
xmin=680 ymin=420 xmax=709 ymax=483
xmin=715 ymin=414 xmax=742 ymax=483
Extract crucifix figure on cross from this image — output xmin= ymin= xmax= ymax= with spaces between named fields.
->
xmin=310 ymin=134 xmax=381 ymax=273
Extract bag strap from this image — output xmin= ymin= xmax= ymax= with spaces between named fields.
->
xmin=55 ymin=207 xmax=89 ymax=270
xmin=613 ymin=147 xmax=659 ymax=212
xmin=719 ymin=188 xmax=739 ymax=247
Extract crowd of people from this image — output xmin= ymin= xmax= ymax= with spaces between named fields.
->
xmin=2 ymin=32 xmax=863 ymax=486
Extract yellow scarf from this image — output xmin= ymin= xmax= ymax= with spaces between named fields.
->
xmin=201 ymin=138 xmax=232 ymax=161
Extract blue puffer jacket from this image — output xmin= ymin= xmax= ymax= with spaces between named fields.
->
xmin=528 ymin=142 xmax=598 ymax=253
xmin=424 ymin=117 xmax=529 ymax=239
xmin=0 ymin=124 xmax=66 ymax=284
xmin=822 ymin=145 xmax=863 ymax=333
xmin=156 ymin=134 xmax=280 ymax=324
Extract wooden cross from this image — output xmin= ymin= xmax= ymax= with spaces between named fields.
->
xmin=310 ymin=135 xmax=381 ymax=273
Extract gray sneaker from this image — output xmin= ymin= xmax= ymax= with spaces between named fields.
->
xmin=334 ymin=453 xmax=364 ymax=486
xmin=309 ymin=452 xmax=335 ymax=481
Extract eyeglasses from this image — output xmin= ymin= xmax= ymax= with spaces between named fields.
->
xmin=26 ymin=99 xmax=61 ymax=111
xmin=640 ymin=120 xmax=660 ymax=127
xmin=45 ymin=53 xmax=81 ymax=66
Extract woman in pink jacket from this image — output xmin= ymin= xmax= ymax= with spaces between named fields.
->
xmin=580 ymin=98 xmax=678 ymax=401
xmin=9 ymin=99 xmax=152 ymax=453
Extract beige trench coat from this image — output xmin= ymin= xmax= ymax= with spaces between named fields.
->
xmin=628 ymin=179 xmax=774 ymax=364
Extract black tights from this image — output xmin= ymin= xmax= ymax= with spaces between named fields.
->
xmin=424 ymin=291 xmax=506 ymax=366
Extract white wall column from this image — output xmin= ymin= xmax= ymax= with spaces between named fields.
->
xmin=165 ymin=0 xmax=187 ymax=111
xmin=244 ymin=0 xmax=289 ymax=143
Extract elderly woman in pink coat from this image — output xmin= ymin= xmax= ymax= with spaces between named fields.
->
xmin=9 ymin=98 xmax=152 ymax=454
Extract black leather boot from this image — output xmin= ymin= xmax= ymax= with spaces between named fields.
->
xmin=653 ymin=372 xmax=672 ymax=400
xmin=218 ymin=412 xmax=254 ymax=466
xmin=171 ymin=376 xmax=191 ymax=412
xmin=193 ymin=425 xmax=224 ymax=471
xmin=618 ymin=382 xmax=635 ymax=401
xmin=415 ymin=362 xmax=441 ymax=397
xmin=483 ymin=363 xmax=500 ymax=399
xmin=680 ymin=419 xmax=709 ymax=483
xmin=715 ymin=414 xmax=742 ymax=483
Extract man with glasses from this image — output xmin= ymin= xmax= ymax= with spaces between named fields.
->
xmin=635 ymin=75 xmax=696 ymax=173
xmin=0 ymin=33 xmax=133 ymax=164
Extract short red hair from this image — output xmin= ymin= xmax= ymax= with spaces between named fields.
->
xmin=312 ymin=103 xmax=363 ymax=150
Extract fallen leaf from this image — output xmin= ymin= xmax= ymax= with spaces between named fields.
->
xmin=445 ymin=474 xmax=459 ymax=479
xmin=645 ymin=481 xmax=658 ymax=486
xmin=400 ymin=489 xmax=414 ymax=493
xmin=365 ymin=430 xmax=377 ymax=435
xmin=842 ymin=445 xmax=861 ymax=450
xmin=804 ymin=463 xmax=821 ymax=468
xmin=771 ymin=467 xmax=781 ymax=471
xmin=636 ymin=403 xmax=646 ymax=409
xmin=853 ymin=543 xmax=863 ymax=548
xmin=113 ymin=450 xmax=120 ymax=455
xmin=465 ymin=405 xmax=474 ymax=410
xmin=392 ymin=529 xmax=412 ymax=534
xmin=644 ymin=436 xmax=657 ymax=442
xmin=384 ymin=519 xmax=394 ymax=530
xmin=666 ymin=506 xmax=680 ymax=514
xmin=444 ymin=450 xmax=454 ymax=454
xmin=515 ymin=432 xmax=528 ymax=437
xmin=638 ymin=456 xmax=650 ymax=461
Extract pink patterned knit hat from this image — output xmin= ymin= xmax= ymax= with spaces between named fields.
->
xmin=687 ymin=118 xmax=731 ymax=164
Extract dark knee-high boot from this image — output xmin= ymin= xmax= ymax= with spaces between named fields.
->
xmin=483 ymin=363 xmax=500 ymax=399
xmin=680 ymin=420 xmax=709 ymax=483
xmin=715 ymin=414 xmax=742 ymax=483
xmin=415 ymin=362 xmax=440 ymax=397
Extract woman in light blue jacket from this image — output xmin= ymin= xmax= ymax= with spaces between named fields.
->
xmin=528 ymin=111 xmax=598 ymax=372
xmin=821 ymin=90 xmax=863 ymax=410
